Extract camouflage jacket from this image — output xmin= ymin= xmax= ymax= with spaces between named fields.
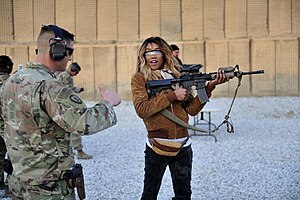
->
xmin=0 ymin=62 xmax=117 ymax=185
xmin=56 ymin=70 xmax=82 ymax=93
xmin=0 ymin=73 xmax=10 ymax=138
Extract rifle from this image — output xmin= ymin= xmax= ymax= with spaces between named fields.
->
xmin=146 ymin=65 xmax=264 ymax=104
xmin=146 ymin=65 xmax=264 ymax=139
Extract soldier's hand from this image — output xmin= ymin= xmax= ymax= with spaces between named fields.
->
xmin=98 ymin=84 xmax=121 ymax=106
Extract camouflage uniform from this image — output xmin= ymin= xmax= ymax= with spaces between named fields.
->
xmin=56 ymin=70 xmax=83 ymax=93
xmin=56 ymin=70 xmax=84 ymax=152
xmin=0 ymin=73 xmax=10 ymax=187
xmin=0 ymin=62 xmax=117 ymax=199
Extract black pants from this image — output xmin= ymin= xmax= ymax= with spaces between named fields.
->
xmin=141 ymin=145 xmax=193 ymax=200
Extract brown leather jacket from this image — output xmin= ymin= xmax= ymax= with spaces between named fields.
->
xmin=131 ymin=72 xmax=215 ymax=139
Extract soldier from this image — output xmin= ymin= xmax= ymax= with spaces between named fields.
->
xmin=0 ymin=24 xmax=121 ymax=199
xmin=0 ymin=55 xmax=13 ymax=196
xmin=170 ymin=44 xmax=183 ymax=65
xmin=56 ymin=62 xmax=92 ymax=160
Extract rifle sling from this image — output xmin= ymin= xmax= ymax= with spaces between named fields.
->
xmin=160 ymin=109 xmax=217 ymax=142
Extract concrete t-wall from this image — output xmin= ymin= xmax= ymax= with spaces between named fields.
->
xmin=0 ymin=0 xmax=299 ymax=100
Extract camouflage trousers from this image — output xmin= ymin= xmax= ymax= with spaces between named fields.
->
xmin=71 ymin=132 xmax=83 ymax=151
xmin=0 ymin=136 xmax=6 ymax=184
xmin=9 ymin=177 xmax=75 ymax=200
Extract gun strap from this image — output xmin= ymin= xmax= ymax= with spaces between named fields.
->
xmin=160 ymin=109 xmax=217 ymax=142
xmin=211 ymin=66 xmax=242 ymax=134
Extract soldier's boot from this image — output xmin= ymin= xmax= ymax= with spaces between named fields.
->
xmin=77 ymin=150 xmax=93 ymax=160
xmin=0 ymin=182 xmax=4 ymax=190
xmin=3 ymin=184 xmax=10 ymax=198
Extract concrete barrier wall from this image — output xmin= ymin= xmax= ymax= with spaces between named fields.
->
xmin=0 ymin=0 xmax=299 ymax=100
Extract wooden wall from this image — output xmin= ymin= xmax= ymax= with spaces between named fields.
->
xmin=0 ymin=0 xmax=299 ymax=100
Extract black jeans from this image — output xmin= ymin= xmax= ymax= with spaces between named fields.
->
xmin=141 ymin=145 xmax=193 ymax=200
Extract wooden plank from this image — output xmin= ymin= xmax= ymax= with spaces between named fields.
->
xmin=247 ymin=0 xmax=268 ymax=37
xmin=117 ymin=0 xmax=139 ymax=40
xmin=225 ymin=0 xmax=247 ymax=39
xmin=75 ymin=0 xmax=97 ymax=42
xmin=205 ymin=40 xmax=229 ymax=97
xmin=140 ymin=0 xmax=160 ymax=39
xmin=0 ymin=0 xmax=13 ymax=42
xmin=228 ymin=40 xmax=250 ymax=97
xmin=269 ymin=0 xmax=292 ymax=36
xmin=56 ymin=0 xmax=75 ymax=34
xmin=0 ymin=46 xmax=5 ymax=55
xmin=275 ymin=38 xmax=299 ymax=95
xmin=161 ymin=0 xmax=181 ymax=40
xmin=98 ymin=0 xmax=117 ymax=41
xmin=203 ymin=0 xmax=225 ymax=39
xmin=182 ymin=42 xmax=204 ymax=65
xmin=28 ymin=46 xmax=37 ymax=62
xmin=116 ymin=44 xmax=138 ymax=100
xmin=33 ymin=0 xmax=55 ymax=40
xmin=292 ymin=0 xmax=300 ymax=34
xmin=182 ymin=0 xmax=203 ymax=40
xmin=14 ymin=0 xmax=34 ymax=42
xmin=72 ymin=46 xmax=95 ymax=100
xmin=251 ymin=39 xmax=276 ymax=96
xmin=94 ymin=45 xmax=117 ymax=93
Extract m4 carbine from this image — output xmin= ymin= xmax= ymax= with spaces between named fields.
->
xmin=146 ymin=65 xmax=264 ymax=104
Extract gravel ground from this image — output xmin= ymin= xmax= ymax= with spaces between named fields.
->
xmin=1 ymin=96 xmax=300 ymax=200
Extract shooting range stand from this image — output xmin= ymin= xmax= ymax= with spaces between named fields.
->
xmin=192 ymin=105 xmax=221 ymax=135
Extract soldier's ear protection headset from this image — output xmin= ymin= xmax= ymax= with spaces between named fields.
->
xmin=46 ymin=25 xmax=73 ymax=61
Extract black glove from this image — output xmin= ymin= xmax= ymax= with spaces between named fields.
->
xmin=78 ymin=87 xmax=84 ymax=93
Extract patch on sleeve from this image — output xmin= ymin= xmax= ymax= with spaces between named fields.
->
xmin=58 ymin=88 xmax=73 ymax=99
xmin=69 ymin=94 xmax=83 ymax=104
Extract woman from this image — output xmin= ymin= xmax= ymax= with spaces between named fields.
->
xmin=131 ymin=37 xmax=228 ymax=200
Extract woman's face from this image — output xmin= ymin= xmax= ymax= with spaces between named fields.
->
xmin=145 ymin=42 xmax=163 ymax=70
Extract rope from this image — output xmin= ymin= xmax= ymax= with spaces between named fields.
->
xmin=160 ymin=65 xmax=243 ymax=142
xmin=160 ymin=109 xmax=217 ymax=142
xmin=210 ymin=65 xmax=242 ymax=134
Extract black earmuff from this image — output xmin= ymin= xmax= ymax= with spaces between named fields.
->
xmin=49 ymin=37 xmax=67 ymax=61
xmin=47 ymin=25 xmax=67 ymax=61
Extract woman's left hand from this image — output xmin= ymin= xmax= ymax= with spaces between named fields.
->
xmin=209 ymin=69 xmax=230 ymax=87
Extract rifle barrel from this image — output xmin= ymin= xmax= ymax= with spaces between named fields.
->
xmin=240 ymin=70 xmax=264 ymax=75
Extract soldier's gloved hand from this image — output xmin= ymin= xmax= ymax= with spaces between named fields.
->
xmin=98 ymin=84 xmax=121 ymax=106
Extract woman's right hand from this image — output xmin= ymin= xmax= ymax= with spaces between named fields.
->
xmin=174 ymin=87 xmax=190 ymax=101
